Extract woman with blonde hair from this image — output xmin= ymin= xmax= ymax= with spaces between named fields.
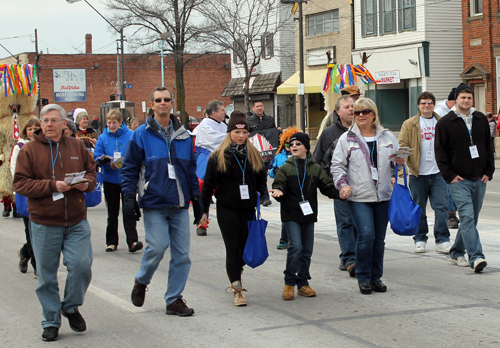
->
xmin=199 ymin=111 xmax=267 ymax=306
xmin=332 ymin=97 xmax=405 ymax=295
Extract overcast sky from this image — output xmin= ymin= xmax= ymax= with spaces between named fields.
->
xmin=2 ymin=0 xmax=126 ymax=58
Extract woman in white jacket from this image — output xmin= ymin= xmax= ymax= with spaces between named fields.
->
xmin=331 ymin=98 xmax=404 ymax=295
xmin=11 ymin=118 xmax=40 ymax=277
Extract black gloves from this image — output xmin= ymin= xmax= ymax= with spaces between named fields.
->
xmin=124 ymin=195 xmax=141 ymax=221
xmin=96 ymin=156 xmax=112 ymax=168
xmin=191 ymin=197 xmax=203 ymax=225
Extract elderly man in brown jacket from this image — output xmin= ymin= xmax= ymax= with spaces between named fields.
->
xmin=398 ymin=92 xmax=451 ymax=255
xmin=14 ymin=104 xmax=96 ymax=342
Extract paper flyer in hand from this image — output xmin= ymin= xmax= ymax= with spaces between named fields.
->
xmin=64 ymin=171 xmax=89 ymax=186
xmin=389 ymin=147 xmax=413 ymax=160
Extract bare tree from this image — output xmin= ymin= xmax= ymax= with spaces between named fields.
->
xmin=199 ymin=0 xmax=292 ymax=114
xmin=105 ymin=0 xmax=208 ymax=123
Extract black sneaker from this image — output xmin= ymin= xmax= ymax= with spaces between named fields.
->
xmin=18 ymin=249 xmax=29 ymax=273
xmin=61 ymin=309 xmax=86 ymax=332
xmin=262 ymin=199 xmax=272 ymax=206
xmin=2 ymin=210 xmax=10 ymax=218
xmin=42 ymin=326 xmax=59 ymax=341
xmin=196 ymin=227 xmax=207 ymax=236
xmin=166 ymin=299 xmax=194 ymax=316
xmin=131 ymin=279 xmax=148 ymax=307
xmin=129 ymin=241 xmax=144 ymax=253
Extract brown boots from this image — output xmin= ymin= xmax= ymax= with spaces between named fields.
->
xmin=229 ymin=280 xmax=247 ymax=306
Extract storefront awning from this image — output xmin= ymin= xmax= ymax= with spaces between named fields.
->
xmin=277 ymin=70 xmax=326 ymax=95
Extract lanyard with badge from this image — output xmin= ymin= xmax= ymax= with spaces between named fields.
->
xmin=462 ymin=116 xmax=479 ymax=159
xmin=294 ymin=157 xmax=313 ymax=215
xmin=113 ymin=137 xmax=121 ymax=159
xmin=48 ymin=139 xmax=64 ymax=201
xmin=364 ymin=137 xmax=378 ymax=181
xmin=421 ymin=116 xmax=435 ymax=162
xmin=231 ymin=151 xmax=250 ymax=200
xmin=155 ymin=118 xmax=177 ymax=179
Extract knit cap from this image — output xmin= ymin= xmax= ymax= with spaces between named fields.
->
xmin=455 ymin=83 xmax=473 ymax=98
xmin=227 ymin=111 xmax=249 ymax=132
xmin=289 ymin=132 xmax=310 ymax=152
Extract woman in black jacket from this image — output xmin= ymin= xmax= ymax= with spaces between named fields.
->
xmin=200 ymin=111 xmax=267 ymax=307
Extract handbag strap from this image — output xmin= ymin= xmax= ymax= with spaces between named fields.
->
xmin=255 ymin=192 xmax=261 ymax=221
xmin=395 ymin=163 xmax=408 ymax=188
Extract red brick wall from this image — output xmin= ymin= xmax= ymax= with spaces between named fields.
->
xmin=462 ymin=0 xmax=499 ymax=114
xmin=28 ymin=53 xmax=232 ymax=121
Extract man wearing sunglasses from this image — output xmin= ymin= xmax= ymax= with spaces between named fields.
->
xmin=398 ymin=92 xmax=451 ymax=255
xmin=121 ymin=86 xmax=202 ymax=316
xmin=313 ymin=95 xmax=357 ymax=276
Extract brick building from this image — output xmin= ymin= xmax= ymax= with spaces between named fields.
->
xmin=461 ymin=0 xmax=500 ymax=114
xmin=7 ymin=37 xmax=231 ymax=122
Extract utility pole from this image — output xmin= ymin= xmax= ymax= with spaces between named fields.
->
xmin=120 ymin=28 xmax=126 ymax=101
xmin=35 ymin=28 xmax=40 ymax=117
xmin=296 ymin=1 xmax=306 ymax=131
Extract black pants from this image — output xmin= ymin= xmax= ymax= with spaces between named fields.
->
xmin=104 ymin=182 xmax=138 ymax=247
xmin=216 ymin=203 xmax=255 ymax=283
xmin=20 ymin=216 xmax=36 ymax=269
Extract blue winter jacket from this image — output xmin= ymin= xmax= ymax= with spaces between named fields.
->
xmin=269 ymin=149 xmax=291 ymax=178
xmin=121 ymin=115 xmax=200 ymax=210
xmin=94 ymin=122 xmax=133 ymax=184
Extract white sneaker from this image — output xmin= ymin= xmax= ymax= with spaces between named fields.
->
xmin=451 ymin=256 xmax=469 ymax=267
xmin=435 ymin=242 xmax=452 ymax=254
xmin=473 ymin=258 xmax=487 ymax=273
xmin=414 ymin=242 xmax=426 ymax=253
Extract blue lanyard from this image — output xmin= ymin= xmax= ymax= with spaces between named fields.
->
xmin=293 ymin=157 xmax=307 ymax=201
xmin=48 ymin=139 xmax=59 ymax=180
xmin=155 ymin=118 xmax=173 ymax=163
xmin=460 ymin=115 xmax=474 ymax=145
xmin=363 ymin=136 xmax=376 ymax=166
xmin=231 ymin=151 xmax=247 ymax=184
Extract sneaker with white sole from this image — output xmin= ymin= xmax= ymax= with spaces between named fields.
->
xmin=435 ymin=242 xmax=452 ymax=254
xmin=451 ymin=256 xmax=469 ymax=267
xmin=414 ymin=242 xmax=426 ymax=253
xmin=473 ymin=258 xmax=487 ymax=273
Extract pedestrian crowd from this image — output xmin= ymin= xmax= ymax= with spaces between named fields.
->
xmin=6 ymin=83 xmax=495 ymax=342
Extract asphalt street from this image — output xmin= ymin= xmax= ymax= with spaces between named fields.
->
xmin=2 ymin=172 xmax=500 ymax=347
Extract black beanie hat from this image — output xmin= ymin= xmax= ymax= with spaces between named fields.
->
xmin=227 ymin=111 xmax=249 ymax=133
xmin=455 ymin=83 xmax=473 ymax=98
xmin=447 ymin=88 xmax=457 ymax=101
xmin=289 ymin=132 xmax=310 ymax=152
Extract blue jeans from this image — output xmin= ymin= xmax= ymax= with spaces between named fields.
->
xmin=447 ymin=186 xmax=456 ymax=212
xmin=30 ymin=220 xmax=93 ymax=328
xmin=136 ymin=207 xmax=191 ymax=305
xmin=283 ymin=221 xmax=314 ymax=288
xmin=334 ymin=199 xmax=357 ymax=266
xmin=448 ymin=179 xmax=486 ymax=266
xmin=279 ymin=222 xmax=288 ymax=244
xmin=409 ymin=173 xmax=450 ymax=244
xmin=348 ymin=201 xmax=389 ymax=283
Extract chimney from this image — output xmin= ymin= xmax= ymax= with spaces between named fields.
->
xmin=85 ymin=34 xmax=92 ymax=54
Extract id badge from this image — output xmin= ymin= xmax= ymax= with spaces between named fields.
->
xmin=425 ymin=150 xmax=434 ymax=162
xmin=239 ymin=185 xmax=250 ymax=200
xmin=52 ymin=192 xmax=64 ymax=201
xmin=113 ymin=151 xmax=121 ymax=159
xmin=168 ymin=164 xmax=177 ymax=180
xmin=299 ymin=200 xmax=313 ymax=215
xmin=469 ymin=145 xmax=479 ymax=159
xmin=371 ymin=167 xmax=378 ymax=180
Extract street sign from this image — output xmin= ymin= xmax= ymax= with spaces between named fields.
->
xmin=142 ymin=101 xmax=146 ymax=113
xmin=125 ymin=84 xmax=133 ymax=89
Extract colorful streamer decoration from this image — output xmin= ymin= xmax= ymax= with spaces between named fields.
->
xmin=322 ymin=64 xmax=377 ymax=94
xmin=0 ymin=64 xmax=38 ymax=97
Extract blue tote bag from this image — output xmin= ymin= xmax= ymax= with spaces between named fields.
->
xmin=388 ymin=164 xmax=422 ymax=236
xmin=85 ymin=172 xmax=103 ymax=208
xmin=15 ymin=193 xmax=29 ymax=218
xmin=243 ymin=193 xmax=269 ymax=268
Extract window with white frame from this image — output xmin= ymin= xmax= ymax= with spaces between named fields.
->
xmin=361 ymin=0 xmax=377 ymax=37
xmin=470 ymin=0 xmax=482 ymax=15
xmin=398 ymin=0 xmax=416 ymax=32
xmin=232 ymin=40 xmax=244 ymax=65
xmin=261 ymin=33 xmax=274 ymax=59
xmin=380 ymin=0 xmax=396 ymax=34
xmin=306 ymin=10 xmax=339 ymax=36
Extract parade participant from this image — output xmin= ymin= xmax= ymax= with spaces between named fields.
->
xmin=94 ymin=109 xmax=142 ymax=253
xmin=398 ymin=92 xmax=451 ymax=254
xmin=269 ymin=126 xmax=300 ymax=250
xmin=122 ymin=86 xmax=201 ymax=316
xmin=199 ymin=111 xmax=266 ymax=306
xmin=14 ymin=104 xmax=96 ymax=341
xmin=74 ymin=108 xmax=98 ymax=151
xmin=270 ymin=132 xmax=340 ymax=301
xmin=435 ymin=83 xmax=494 ymax=273
xmin=194 ymin=99 xmax=227 ymax=236
xmin=332 ymin=98 xmax=404 ymax=295
xmin=11 ymin=119 xmax=40 ymax=277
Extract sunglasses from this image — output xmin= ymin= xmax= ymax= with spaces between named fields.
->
xmin=154 ymin=98 xmax=172 ymax=103
xmin=353 ymin=109 xmax=372 ymax=116
xmin=285 ymin=143 xmax=290 ymax=148
xmin=290 ymin=141 xmax=302 ymax=147
xmin=419 ymin=101 xmax=434 ymax=105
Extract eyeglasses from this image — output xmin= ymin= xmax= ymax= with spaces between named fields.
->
xmin=419 ymin=101 xmax=434 ymax=105
xmin=353 ymin=109 xmax=372 ymax=116
xmin=154 ymin=98 xmax=172 ymax=103
xmin=41 ymin=118 xmax=65 ymax=125
xmin=290 ymin=141 xmax=302 ymax=147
